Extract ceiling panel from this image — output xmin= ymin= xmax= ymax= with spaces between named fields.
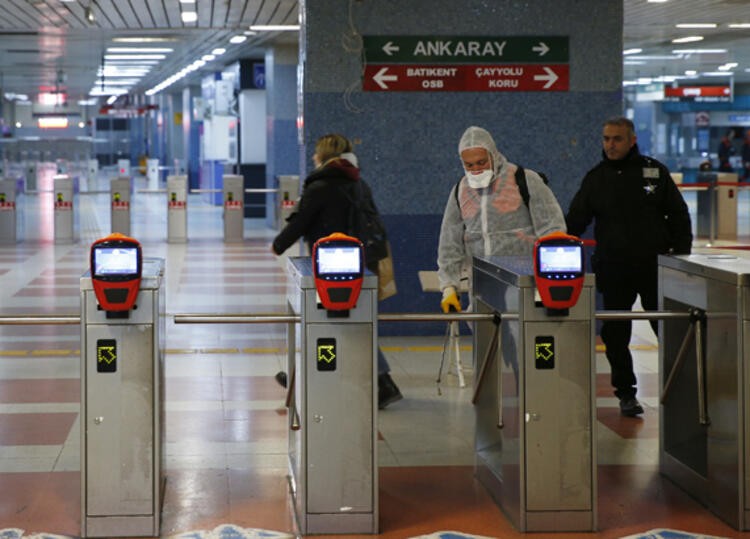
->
xmin=0 ymin=0 xmax=748 ymax=107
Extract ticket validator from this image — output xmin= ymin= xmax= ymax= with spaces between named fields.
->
xmin=533 ymin=232 xmax=585 ymax=314
xmin=286 ymin=232 xmax=377 ymax=535
xmin=81 ymin=233 xmax=165 ymax=537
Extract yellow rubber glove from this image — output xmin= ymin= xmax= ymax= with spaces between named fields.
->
xmin=441 ymin=286 xmax=462 ymax=313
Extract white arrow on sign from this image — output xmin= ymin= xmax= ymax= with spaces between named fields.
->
xmin=533 ymin=67 xmax=558 ymax=89
xmin=532 ymin=42 xmax=549 ymax=56
xmin=382 ymin=41 xmax=400 ymax=56
xmin=373 ymin=67 xmax=398 ymax=89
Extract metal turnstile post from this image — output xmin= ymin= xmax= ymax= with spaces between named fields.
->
xmin=659 ymin=253 xmax=750 ymax=530
xmin=54 ymin=174 xmax=75 ymax=244
xmin=25 ymin=161 xmax=37 ymax=191
xmin=146 ymin=159 xmax=159 ymax=187
xmin=0 ymin=178 xmax=18 ymax=244
xmin=472 ymin=255 xmax=596 ymax=532
xmin=166 ymin=175 xmax=187 ymax=243
xmin=117 ymin=159 xmax=131 ymax=178
xmin=110 ymin=177 xmax=131 ymax=235
xmin=80 ymin=258 xmax=165 ymax=538
xmin=286 ymin=257 xmax=378 ymax=535
xmin=223 ymin=174 xmax=244 ymax=242
xmin=277 ymin=175 xmax=300 ymax=230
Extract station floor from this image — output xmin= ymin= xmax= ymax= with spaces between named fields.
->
xmin=0 ymin=169 xmax=749 ymax=539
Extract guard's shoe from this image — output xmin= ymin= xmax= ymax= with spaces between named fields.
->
xmin=619 ymin=397 xmax=644 ymax=417
xmin=275 ymin=371 xmax=288 ymax=388
xmin=378 ymin=373 xmax=403 ymax=410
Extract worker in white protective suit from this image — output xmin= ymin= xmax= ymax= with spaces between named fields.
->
xmin=437 ymin=126 xmax=567 ymax=313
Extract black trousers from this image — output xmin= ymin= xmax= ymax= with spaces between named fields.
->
xmin=597 ymin=260 xmax=658 ymax=400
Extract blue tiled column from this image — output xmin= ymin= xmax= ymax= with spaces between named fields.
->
xmin=265 ymin=44 xmax=300 ymax=229
xmin=300 ymin=0 xmax=623 ymax=335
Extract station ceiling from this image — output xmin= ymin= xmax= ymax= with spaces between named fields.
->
xmin=0 ymin=0 xmax=748 ymax=106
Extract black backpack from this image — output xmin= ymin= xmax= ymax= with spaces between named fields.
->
xmin=344 ymin=181 xmax=389 ymax=273
xmin=454 ymin=165 xmax=548 ymax=209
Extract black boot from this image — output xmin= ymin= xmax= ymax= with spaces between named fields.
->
xmin=275 ymin=371 xmax=288 ymax=388
xmin=378 ymin=373 xmax=403 ymax=410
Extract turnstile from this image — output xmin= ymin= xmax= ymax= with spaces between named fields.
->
xmin=472 ymin=255 xmax=596 ymax=532
xmin=80 ymin=258 xmax=165 ymax=537
xmin=110 ymin=177 xmax=131 ymax=235
xmin=223 ymin=174 xmax=244 ymax=242
xmin=117 ymin=159 xmax=131 ymax=177
xmin=0 ymin=178 xmax=17 ymax=244
xmin=659 ymin=252 xmax=750 ymax=530
xmin=167 ymin=175 xmax=187 ymax=243
xmin=285 ymin=256 xmax=378 ymax=535
xmin=277 ymin=175 xmax=300 ymax=231
xmin=54 ymin=174 xmax=74 ymax=244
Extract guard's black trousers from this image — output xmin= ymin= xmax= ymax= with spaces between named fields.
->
xmin=596 ymin=261 xmax=658 ymax=401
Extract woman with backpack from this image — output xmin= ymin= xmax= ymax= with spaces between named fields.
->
xmin=271 ymin=133 xmax=403 ymax=409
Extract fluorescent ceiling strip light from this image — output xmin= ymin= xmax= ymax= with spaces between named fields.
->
xmin=248 ymin=25 xmax=300 ymax=31
xmin=672 ymin=49 xmax=727 ymax=54
xmin=623 ymin=48 xmax=642 ymax=55
xmin=94 ymin=79 xmax=139 ymax=86
xmin=729 ymin=23 xmax=750 ymax=28
xmin=113 ymin=37 xmax=177 ymax=43
xmin=229 ymin=35 xmax=247 ymax=44
xmin=701 ymin=72 xmax=732 ymax=76
xmin=212 ymin=48 xmax=226 ymax=55
xmin=181 ymin=11 xmax=198 ymax=23
xmin=672 ymin=36 xmax=704 ymax=43
xmin=105 ymin=54 xmax=166 ymax=60
xmin=106 ymin=47 xmax=173 ymax=53
xmin=675 ymin=23 xmax=716 ymax=28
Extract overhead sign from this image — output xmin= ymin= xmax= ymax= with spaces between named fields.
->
xmin=363 ymin=64 xmax=569 ymax=92
xmin=664 ymin=85 xmax=732 ymax=103
xmin=364 ymin=36 xmax=569 ymax=64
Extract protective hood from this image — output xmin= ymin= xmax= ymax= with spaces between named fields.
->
xmin=458 ymin=126 xmax=509 ymax=179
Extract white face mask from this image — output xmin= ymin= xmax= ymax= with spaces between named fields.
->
xmin=466 ymin=169 xmax=494 ymax=189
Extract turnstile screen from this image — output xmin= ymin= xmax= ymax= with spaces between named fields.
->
xmin=94 ymin=247 xmax=139 ymax=278
xmin=537 ymin=245 xmax=583 ymax=275
xmin=316 ymin=245 xmax=361 ymax=276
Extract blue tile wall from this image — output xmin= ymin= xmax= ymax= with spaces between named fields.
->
xmin=300 ymin=0 xmax=624 ymax=335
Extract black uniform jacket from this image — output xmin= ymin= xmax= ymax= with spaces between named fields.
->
xmin=566 ymin=145 xmax=692 ymax=265
xmin=272 ymin=159 xmax=361 ymax=255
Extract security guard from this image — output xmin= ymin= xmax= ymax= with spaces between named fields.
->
xmin=566 ymin=116 xmax=692 ymax=417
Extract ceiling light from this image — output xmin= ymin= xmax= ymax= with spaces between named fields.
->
xmin=78 ymin=99 xmax=97 ymax=106
xmin=107 ymin=47 xmax=173 ymax=53
xmin=179 ymin=0 xmax=196 ymax=3
xmin=701 ymin=72 xmax=733 ymax=77
xmin=201 ymin=54 xmax=215 ymax=61
xmin=84 ymin=6 xmax=95 ymax=23
xmin=685 ymin=70 xmax=697 ymax=76
xmin=181 ymin=11 xmax=198 ymax=23
xmin=672 ymin=36 xmax=704 ymax=44
xmin=113 ymin=37 xmax=177 ymax=43
xmin=243 ymin=30 xmax=258 ymax=36
xmin=718 ymin=62 xmax=738 ymax=71
xmin=673 ymin=48 xmax=727 ymax=54
xmin=106 ymin=95 xmax=118 ymax=105
xmin=675 ymin=23 xmax=716 ymax=28
xmin=212 ymin=48 xmax=226 ymax=55
xmin=229 ymin=35 xmax=247 ymax=44
xmin=624 ymin=60 xmax=646 ymax=65
xmin=729 ymin=23 xmax=750 ymax=29
xmin=623 ymin=48 xmax=642 ymax=55
xmin=248 ymin=25 xmax=300 ymax=31
xmin=104 ymin=54 xmax=166 ymax=60
xmin=647 ymin=0 xmax=668 ymax=3
xmin=15 ymin=122 xmax=22 ymax=128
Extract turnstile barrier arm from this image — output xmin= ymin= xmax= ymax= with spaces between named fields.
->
xmin=470 ymin=314 xmax=503 ymax=427
xmin=659 ymin=308 xmax=710 ymax=426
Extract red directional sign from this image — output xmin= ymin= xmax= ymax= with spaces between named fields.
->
xmin=363 ymin=64 xmax=569 ymax=92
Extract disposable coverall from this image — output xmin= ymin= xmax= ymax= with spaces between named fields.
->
xmin=437 ymin=126 xmax=566 ymax=293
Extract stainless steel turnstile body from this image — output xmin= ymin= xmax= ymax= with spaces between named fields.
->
xmin=54 ymin=174 xmax=74 ymax=244
xmin=110 ymin=177 xmax=131 ymax=235
xmin=167 ymin=175 xmax=187 ymax=243
xmin=222 ymin=174 xmax=244 ymax=242
xmin=286 ymin=257 xmax=378 ymax=535
xmin=659 ymin=252 xmax=750 ymax=530
xmin=0 ymin=178 xmax=17 ymax=244
xmin=80 ymin=259 xmax=165 ymax=537
xmin=472 ymin=255 xmax=597 ymax=532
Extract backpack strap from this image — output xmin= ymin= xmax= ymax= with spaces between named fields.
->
xmin=515 ymin=165 xmax=530 ymax=207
